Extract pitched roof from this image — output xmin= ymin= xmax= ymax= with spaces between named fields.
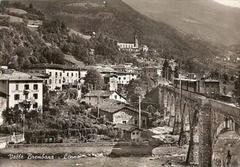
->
xmin=98 ymin=99 xmax=126 ymax=113
xmin=114 ymin=124 xmax=141 ymax=132
xmin=84 ymin=90 xmax=113 ymax=97
xmin=0 ymin=70 xmax=43 ymax=82
xmin=99 ymin=99 xmax=148 ymax=116
xmin=28 ymin=63 xmax=80 ymax=71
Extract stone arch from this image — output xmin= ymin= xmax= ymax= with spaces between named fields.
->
xmin=214 ymin=117 xmax=236 ymax=143
xmin=212 ymin=117 xmax=239 ymax=167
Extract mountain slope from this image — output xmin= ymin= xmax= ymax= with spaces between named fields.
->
xmin=13 ymin=0 xmax=226 ymax=72
xmin=123 ymin=0 xmax=240 ymax=46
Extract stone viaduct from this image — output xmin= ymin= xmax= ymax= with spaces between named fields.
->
xmin=157 ymin=84 xmax=240 ymax=167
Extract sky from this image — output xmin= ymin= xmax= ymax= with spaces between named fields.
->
xmin=213 ymin=0 xmax=240 ymax=8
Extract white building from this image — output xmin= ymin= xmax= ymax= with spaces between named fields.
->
xmin=117 ymin=36 xmax=139 ymax=52
xmin=27 ymin=64 xmax=80 ymax=91
xmin=62 ymin=68 xmax=79 ymax=86
xmin=0 ymin=69 xmax=44 ymax=125
xmin=116 ymin=72 xmax=138 ymax=85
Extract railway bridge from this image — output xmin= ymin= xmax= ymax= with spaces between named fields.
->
xmin=157 ymin=84 xmax=240 ymax=167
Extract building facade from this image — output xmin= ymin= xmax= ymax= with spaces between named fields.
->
xmin=0 ymin=69 xmax=44 ymax=124
xmin=27 ymin=64 xmax=80 ymax=91
xmin=116 ymin=72 xmax=138 ymax=85
xmin=117 ymin=36 xmax=139 ymax=52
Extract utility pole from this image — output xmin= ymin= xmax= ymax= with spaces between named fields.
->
xmin=139 ymin=95 xmax=142 ymax=129
xmin=23 ymin=113 xmax=25 ymax=138
xmin=97 ymin=95 xmax=100 ymax=118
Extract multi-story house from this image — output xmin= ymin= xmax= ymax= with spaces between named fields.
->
xmin=97 ymin=99 xmax=148 ymax=128
xmin=0 ymin=69 xmax=44 ymax=125
xmin=103 ymin=74 xmax=118 ymax=92
xmin=62 ymin=67 xmax=79 ymax=87
xmin=83 ymin=90 xmax=127 ymax=106
xmin=142 ymin=66 xmax=162 ymax=79
xmin=116 ymin=71 xmax=138 ymax=85
xmin=27 ymin=64 xmax=80 ymax=91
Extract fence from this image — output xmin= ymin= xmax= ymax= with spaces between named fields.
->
xmin=0 ymin=134 xmax=25 ymax=149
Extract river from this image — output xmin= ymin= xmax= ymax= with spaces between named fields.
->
xmin=0 ymin=157 xmax=178 ymax=167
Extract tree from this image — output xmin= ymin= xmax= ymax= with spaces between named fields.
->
xmin=162 ymin=60 xmax=172 ymax=80
xmin=84 ymin=68 xmax=104 ymax=90
xmin=234 ymin=72 xmax=240 ymax=105
xmin=222 ymin=73 xmax=229 ymax=84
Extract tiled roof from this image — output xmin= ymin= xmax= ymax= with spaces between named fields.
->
xmin=98 ymin=99 xmax=126 ymax=113
xmin=28 ymin=63 xmax=80 ymax=70
xmin=30 ymin=72 xmax=50 ymax=78
xmin=99 ymin=99 xmax=148 ymax=116
xmin=114 ymin=124 xmax=140 ymax=132
xmin=0 ymin=70 xmax=43 ymax=81
xmin=84 ymin=90 xmax=113 ymax=97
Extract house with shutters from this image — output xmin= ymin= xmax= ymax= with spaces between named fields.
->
xmin=0 ymin=69 xmax=44 ymax=125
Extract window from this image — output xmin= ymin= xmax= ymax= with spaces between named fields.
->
xmin=33 ymin=84 xmax=38 ymax=90
xmin=33 ymin=93 xmax=38 ymax=99
xmin=55 ymin=72 xmax=58 ymax=77
xmin=114 ymin=95 xmax=118 ymax=99
xmin=132 ymin=132 xmax=135 ymax=135
xmin=14 ymin=104 xmax=19 ymax=109
xmin=59 ymin=79 xmax=61 ymax=84
xmin=136 ymin=132 xmax=139 ymax=135
xmin=24 ymin=84 xmax=29 ymax=90
xmin=134 ymin=120 xmax=138 ymax=125
xmin=72 ymin=73 xmax=74 ymax=77
xmin=67 ymin=73 xmax=69 ymax=77
xmin=33 ymin=103 xmax=38 ymax=108
xmin=122 ymin=121 xmax=126 ymax=124
xmin=142 ymin=119 xmax=146 ymax=126
xmin=123 ymin=77 xmax=126 ymax=80
xmin=16 ymin=84 xmax=19 ymax=90
xmin=14 ymin=94 xmax=20 ymax=100
xmin=60 ymin=72 xmax=62 ymax=77
xmin=49 ymin=79 xmax=52 ymax=84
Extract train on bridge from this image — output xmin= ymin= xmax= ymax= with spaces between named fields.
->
xmin=173 ymin=78 xmax=221 ymax=98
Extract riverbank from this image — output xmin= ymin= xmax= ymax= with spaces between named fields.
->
xmin=0 ymin=157 xmax=191 ymax=167
xmin=0 ymin=142 xmax=188 ymax=159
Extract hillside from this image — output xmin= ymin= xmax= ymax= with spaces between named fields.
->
xmin=123 ymin=0 xmax=240 ymax=46
xmin=9 ymin=0 xmax=229 ymax=72
xmin=0 ymin=2 xmax=137 ymax=69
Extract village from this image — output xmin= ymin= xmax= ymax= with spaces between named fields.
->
xmin=0 ymin=35 xmax=236 ymax=146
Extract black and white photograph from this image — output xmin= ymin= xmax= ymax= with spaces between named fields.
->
xmin=0 ymin=0 xmax=240 ymax=166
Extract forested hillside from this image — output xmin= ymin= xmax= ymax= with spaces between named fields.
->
xmin=1 ymin=0 xmax=234 ymax=73
xmin=0 ymin=1 xmax=137 ymax=69
xmin=13 ymin=0 xmax=226 ymax=72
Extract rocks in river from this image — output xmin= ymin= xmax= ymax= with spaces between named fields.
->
xmin=81 ymin=152 xmax=105 ymax=158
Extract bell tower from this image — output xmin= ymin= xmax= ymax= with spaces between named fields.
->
xmin=134 ymin=35 xmax=139 ymax=48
